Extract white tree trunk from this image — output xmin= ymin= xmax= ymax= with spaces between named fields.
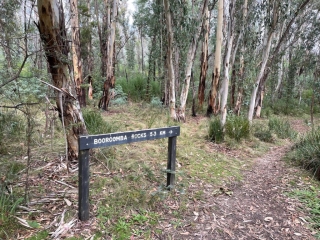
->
xmin=248 ymin=31 xmax=274 ymax=122
xmin=178 ymin=0 xmax=209 ymax=121
xmin=99 ymin=0 xmax=118 ymax=110
xmin=70 ymin=0 xmax=85 ymax=107
xmin=220 ymin=0 xmax=236 ymax=126
xmin=164 ymin=0 xmax=177 ymax=120
xmin=37 ymin=0 xmax=87 ymax=159
xmin=248 ymin=0 xmax=279 ymax=122
xmin=233 ymin=0 xmax=248 ymax=115
xmin=197 ymin=3 xmax=210 ymax=110
xmin=207 ymin=0 xmax=223 ymax=116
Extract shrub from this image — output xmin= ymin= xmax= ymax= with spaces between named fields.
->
xmin=82 ymin=109 xmax=115 ymax=134
xmin=225 ymin=115 xmax=250 ymax=142
xmin=270 ymin=99 xmax=307 ymax=116
xmin=268 ymin=117 xmax=297 ymax=139
xmin=0 ymin=189 xmax=23 ymax=239
xmin=117 ymin=75 xmax=145 ymax=101
xmin=208 ymin=118 xmax=224 ymax=143
xmin=111 ymin=84 xmax=127 ymax=106
xmin=150 ymin=80 xmax=161 ymax=98
xmin=150 ymin=97 xmax=163 ymax=108
xmin=0 ymin=112 xmax=25 ymax=153
xmin=291 ymin=128 xmax=320 ymax=179
xmin=252 ymin=123 xmax=274 ymax=143
xmin=117 ymin=74 xmax=161 ymax=102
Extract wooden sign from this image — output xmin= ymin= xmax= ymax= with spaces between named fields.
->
xmin=78 ymin=126 xmax=180 ymax=221
xmin=79 ymin=126 xmax=180 ymax=149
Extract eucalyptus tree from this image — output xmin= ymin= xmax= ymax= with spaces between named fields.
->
xmin=98 ymin=0 xmax=119 ymax=111
xmin=247 ymin=0 xmax=280 ymax=122
xmin=248 ymin=0 xmax=313 ymax=121
xmin=163 ymin=0 xmax=176 ymax=120
xmin=162 ymin=0 xmax=209 ymax=121
xmin=197 ymin=1 xmax=211 ymax=112
xmin=207 ymin=0 xmax=223 ymax=116
xmin=37 ymin=0 xmax=88 ymax=160
xmin=232 ymin=0 xmax=248 ymax=115
xmin=70 ymin=0 xmax=86 ymax=107
xmin=79 ymin=0 xmax=94 ymax=100
xmin=220 ymin=0 xmax=236 ymax=126
xmin=176 ymin=0 xmax=209 ymax=121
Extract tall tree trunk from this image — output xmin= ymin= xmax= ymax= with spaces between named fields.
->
xmin=99 ymin=0 xmax=118 ymax=111
xmin=70 ymin=0 xmax=86 ymax=107
xmin=139 ymin=27 xmax=144 ymax=72
xmin=248 ymin=31 xmax=274 ymax=122
xmin=248 ymin=0 xmax=279 ymax=122
xmin=86 ymin=0 xmax=94 ymax=100
xmin=220 ymin=0 xmax=236 ymax=126
xmin=88 ymin=76 xmax=93 ymax=100
xmin=272 ymin=53 xmax=284 ymax=103
xmin=207 ymin=0 xmax=223 ymax=116
xmin=197 ymin=2 xmax=210 ymax=112
xmin=37 ymin=0 xmax=88 ymax=160
xmin=96 ymin=0 xmax=107 ymax=77
xmin=191 ymin=71 xmax=197 ymax=116
xmin=163 ymin=0 xmax=177 ymax=120
xmin=252 ymin=0 xmax=311 ymax=119
xmin=233 ymin=0 xmax=248 ymax=115
xmin=174 ymin=46 xmax=180 ymax=100
xmin=178 ymin=0 xmax=209 ymax=121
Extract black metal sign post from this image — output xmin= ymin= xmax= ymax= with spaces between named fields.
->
xmin=78 ymin=126 xmax=180 ymax=221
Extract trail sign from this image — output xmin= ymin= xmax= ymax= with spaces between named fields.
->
xmin=78 ymin=126 xmax=180 ymax=221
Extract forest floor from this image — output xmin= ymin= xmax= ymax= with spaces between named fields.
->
xmin=4 ymin=106 xmax=319 ymax=239
xmin=154 ymin=119 xmax=318 ymax=239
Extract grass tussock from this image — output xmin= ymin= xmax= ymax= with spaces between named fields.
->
xmin=289 ymin=128 xmax=320 ymax=179
xmin=208 ymin=118 xmax=224 ymax=143
xmin=268 ymin=117 xmax=297 ymax=139
xmin=225 ymin=115 xmax=250 ymax=142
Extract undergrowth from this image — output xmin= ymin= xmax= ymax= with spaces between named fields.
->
xmin=82 ymin=108 xmax=117 ymax=134
xmin=0 ymin=189 xmax=23 ymax=239
xmin=268 ymin=117 xmax=297 ymax=139
xmin=288 ymin=185 xmax=320 ymax=237
xmin=1 ymin=101 xmax=317 ymax=239
xmin=225 ymin=115 xmax=250 ymax=142
xmin=253 ymin=123 xmax=274 ymax=143
xmin=117 ymin=74 xmax=161 ymax=102
xmin=0 ymin=111 xmax=25 ymax=153
xmin=289 ymin=128 xmax=320 ymax=179
xmin=208 ymin=117 xmax=224 ymax=143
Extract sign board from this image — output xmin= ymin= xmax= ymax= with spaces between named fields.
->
xmin=79 ymin=126 xmax=180 ymax=150
xmin=78 ymin=126 xmax=180 ymax=221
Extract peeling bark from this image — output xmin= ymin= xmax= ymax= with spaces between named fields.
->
xmin=37 ymin=0 xmax=87 ymax=160
xmin=220 ymin=0 xmax=236 ymax=127
xmin=99 ymin=0 xmax=118 ymax=111
xmin=207 ymin=0 xmax=223 ymax=116
xmin=177 ymin=0 xmax=209 ymax=122
xmin=164 ymin=0 xmax=177 ymax=120
xmin=70 ymin=0 xmax=86 ymax=107
xmin=248 ymin=0 xmax=279 ymax=122
xmin=197 ymin=3 xmax=210 ymax=112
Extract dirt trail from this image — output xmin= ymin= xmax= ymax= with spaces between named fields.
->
xmin=158 ymin=142 xmax=316 ymax=239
